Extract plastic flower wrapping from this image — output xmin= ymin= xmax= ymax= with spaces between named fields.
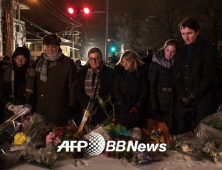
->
xmin=0 ymin=95 xmax=172 ymax=169
xmin=0 ymin=108 xmax=29 ymax=146
xmin=100 ymin=118 xmax=170 ymax=165
xmin=0 ymin=112 xmax=45 ymax=169
xmin=172 ymin=111 xmax=222 ymax=164
xmin=87 ymin=96 xmax=170 ymax=165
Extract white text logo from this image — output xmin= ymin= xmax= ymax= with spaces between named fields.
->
xmin=57 ymin=132 xmax=167 ymax=154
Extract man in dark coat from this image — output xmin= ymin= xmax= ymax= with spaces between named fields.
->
xmin=33 ymin=34 xmax=78 ymax=126
xmin=142 ymin=49 xmax=153 ymax=71
xmin=76 ymin=47 xmax=114 ymax=127
xmin=174 ymin=18 xmax=218 ymax=134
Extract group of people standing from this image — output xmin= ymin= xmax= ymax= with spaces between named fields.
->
xmin=148 ymin=17 xmax=218 ymax=135
xmin=0 ymin=17 xmax=219 ymax=136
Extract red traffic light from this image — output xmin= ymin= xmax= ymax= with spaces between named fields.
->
xmin=67 ymin=7 xmax=92 ymax=15
xmin=68 ymin=7 xmax=74 ymax=14
xmin=83 ymin=7 xmax=90 ymax=14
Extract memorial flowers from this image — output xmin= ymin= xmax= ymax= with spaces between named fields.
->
xmin=172 ymin=112 xmax=222 ymax=164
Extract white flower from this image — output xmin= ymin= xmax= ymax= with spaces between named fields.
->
xmin=202 ymin=142 xmax=216 ymax=153
xmin=26 ymin=136 xmax=31 ymax=143
xmin=210 ymin=151 xmax=222 ymax=163
xmin=181 ymin=144 xmax=190 ymax=152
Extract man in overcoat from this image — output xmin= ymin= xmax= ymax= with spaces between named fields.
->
xmin=174 ymin=18 xmax=218 ymax=134
xmin=76 ymin=47 xmax=114 ymax=127
xmin=33 ymin=34 xmax=78 ymax=125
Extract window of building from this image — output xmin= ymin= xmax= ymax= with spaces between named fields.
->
xmin=29 ymin=44 xmax=35 ymax=51
xmin=16 ymin=25 xmax=19 ymax=32
xmin=36 ymin=44 xmax=42 ymax=51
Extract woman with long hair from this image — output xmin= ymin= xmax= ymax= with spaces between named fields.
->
xmin=149 ymin=39 xmax=179 ymax=134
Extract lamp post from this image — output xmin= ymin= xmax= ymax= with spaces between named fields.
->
xmin=93 ymin=0 xmax=109 ymax=63
xmin=105 ymin=0 xmax=109 ymax=63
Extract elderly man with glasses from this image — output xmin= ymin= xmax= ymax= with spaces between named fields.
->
xmin=75 ymin=47 xmax=114 ymax=128
xmin=32 ymin=34 xmax=78 ymax=126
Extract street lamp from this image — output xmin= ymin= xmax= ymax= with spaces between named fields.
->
xmin=108 ymin=39 xmax=119 ymax=46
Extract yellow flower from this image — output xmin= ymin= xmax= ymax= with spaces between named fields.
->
xmin=150 ymin=129 xmax=165 ymax=143
xmin=14 ymin=132 xmax=26 ymax=146
xmin=159 ymin=135 xmax=165 ymax=143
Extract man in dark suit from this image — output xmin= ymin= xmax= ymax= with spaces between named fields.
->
xmin=174 ymin=17 xmax=218 ymax=134
xmin=76 ymin=48 xmax=114 ymax=127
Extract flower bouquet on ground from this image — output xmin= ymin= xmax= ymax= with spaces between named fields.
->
xmin=194 ymin=112 xmax=222 ymax=163
xmin=103 ymin=121 xmax=169 ymax=165
xmin=0 ymin=112 xmax=45 ymax=169
xmin=133 ymin=119 xmax=170 ymax=164
xmin=0 ymin=108 xmax=30 ymax=145
xmin=89 ymin=96 xmax=170 ymax=165
xmin=25 ymin=119 xmax=86 ymax=168
xmin=172 ymin=110 xmax=222 ymax=164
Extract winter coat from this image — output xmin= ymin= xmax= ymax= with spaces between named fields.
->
xmin=148 ymin=49 xmax=176 ymax=125
xmin=174 ymin=36 xmax=218 ymax=123
xmin=113 ymin=65 xmax=149 ymax=129
xmin=32 ymin=54 xmax=78 ymax=125
xmin=142 ymin=54 xmax=153 ymax=71
xmin=0 ymin=65 xmax=36 ymax=120
xmin=75 ymin=65 xmax=114 ymax=126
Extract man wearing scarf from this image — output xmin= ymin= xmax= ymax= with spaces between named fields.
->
xmin=76 ymin=48 xmax=114 ymax=127
xmin=174 ymin=18 xmax=218 ymax=134
xmin=33 ymin=34 xmax=78 ymax=126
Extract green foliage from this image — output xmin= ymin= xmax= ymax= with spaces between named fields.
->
xmin=91 ymin=95 xmax=113 ymax=120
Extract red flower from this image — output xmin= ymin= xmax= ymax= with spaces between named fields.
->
xmin=71 ymin=124 xmax=77 ymax=131
xmin=66 ymin=125 xmax=71 ymax=130
xmin=55 ymin=128 xmax=64 ymax=136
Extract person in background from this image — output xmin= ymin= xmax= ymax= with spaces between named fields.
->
xmin=148 ymin=39 xmax=178 ymax=134
xmin=107 ymin=57 xmax=115 ymax=69
xmin=174 ymin=17 xmax=218 ymax=134
xmin=75 ymin=59 xmax=83 ymax=72
xmin=76 ymin=47 xmax=114 ymax=127
xmin=3 ymin=56 xmax=12 ymax=64
xmin=0 ymin=47 xmax=36 ymax=121
xmin=32 ymin=34 xmax=78 ymax=126
xmin=0 ymin=56 xmax=11 ymax=76
xmin=142 ymin=49 xmax=153 ymax=72
xmin=0 ymin=56 xmax=12 ymax=123
xmin=113 ymin=50 xmax=149 ymax=129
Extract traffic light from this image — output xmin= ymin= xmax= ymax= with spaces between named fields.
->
xmin=67 ymin=7 xmax=92 ymax=15
xmin=68 ymin=7 xmax=74 ymax=14
xmin=110 ymin=46 xmax=117 ymax=53
xmin=83 ymin=7 xmax=90 ymax=14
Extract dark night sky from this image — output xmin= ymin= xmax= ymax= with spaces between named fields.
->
xmin=19 ymin=0 xmax=150 ymax=34
xmin=19 ymin=0 xmax=151 ymax=56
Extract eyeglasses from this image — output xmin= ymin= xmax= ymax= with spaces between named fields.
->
xmin=88 ymin=57 xmax=101 ymax=62
xmin=15 ymin=58 xmax=27 ymax=62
